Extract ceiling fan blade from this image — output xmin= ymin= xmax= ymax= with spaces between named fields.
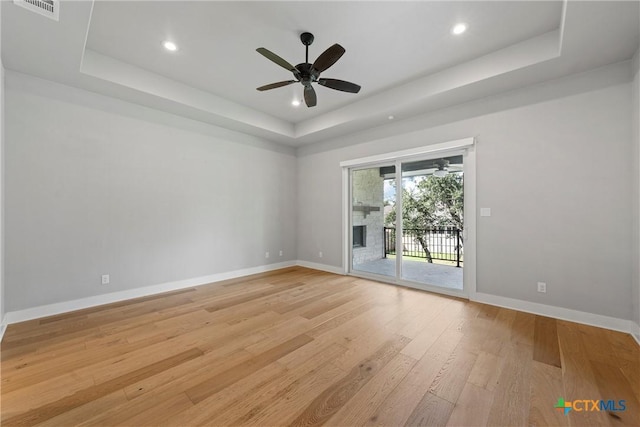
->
xmin=256 ymin=48 xmax=297 ymax=73
xmin=318 ymin=78 xmax=361 ymax=93
xmin=256 ymin=81 xmax=297 ymax=91
xmin=311 ymin=44 xmax=345 ymax=73
xmin=304 ymin=86 xmax=317 ymax=107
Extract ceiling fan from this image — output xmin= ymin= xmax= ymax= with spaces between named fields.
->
xmin=432 ymin=159 xmax=463 ymax=177
xmin=256 ymin=32 xmax=361 ymax=107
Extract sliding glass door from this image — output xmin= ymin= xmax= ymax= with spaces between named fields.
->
xmin=348 ymin=153 xmax=466 ymax=295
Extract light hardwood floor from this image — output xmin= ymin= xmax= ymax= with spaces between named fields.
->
xmin=1 ymin=267 xmax=638 ymax=426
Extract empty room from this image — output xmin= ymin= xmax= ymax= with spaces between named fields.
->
xmin=0 ymin=0 xmax=639 ymax=426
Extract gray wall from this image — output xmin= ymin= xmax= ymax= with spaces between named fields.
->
xmin=632 ymin=49 xmax=639 ymax=331
xmin=5 ymin=72 xmax=297 ymax=311
xmin=297 ymin=74 xmax=633 ymax=320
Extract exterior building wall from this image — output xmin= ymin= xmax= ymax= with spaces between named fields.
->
xmin=352 ymin=168 xmax=385 ymax=264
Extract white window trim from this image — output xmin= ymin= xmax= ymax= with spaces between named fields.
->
xmin=340 ymin=137 xmax=475 ymax=168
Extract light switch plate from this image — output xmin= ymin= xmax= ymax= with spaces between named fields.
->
xmin=480 ymin=208 xmax=491 ymax=217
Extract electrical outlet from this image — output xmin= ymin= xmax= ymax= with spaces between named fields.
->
xmin=101 ymin=274 xmax=110 ymax=285
xmin=319 ymin=251 xmax=323 ymax=258
xmin=265 ymin=252 xmax=270 ymax=259
xmin=537 ymin=282 xmax=546 ymax=293
xmin=279 ymin=250 xmax=283 ymax=257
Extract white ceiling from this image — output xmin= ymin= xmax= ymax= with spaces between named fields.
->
xmin=2 ymin=1 xmax=639 ymax=147
xmin=85 ymin=1 xmax=561 ymax=121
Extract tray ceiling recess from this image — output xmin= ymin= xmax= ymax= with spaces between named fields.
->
xmin=2 ymin=1 xmax=638 ymax=146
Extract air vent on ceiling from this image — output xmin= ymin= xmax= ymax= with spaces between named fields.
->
xmin=13 ymin=0 xmax=59 ymax=21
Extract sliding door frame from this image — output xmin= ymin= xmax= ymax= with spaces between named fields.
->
xmin=341 ymin=137 xmax=476 ymax=298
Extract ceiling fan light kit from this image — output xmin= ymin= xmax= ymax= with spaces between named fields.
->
xmin=256 ymin=32 xmax=361 ymax=107
xmin=433 ymin=169 xmax=449 ymax=178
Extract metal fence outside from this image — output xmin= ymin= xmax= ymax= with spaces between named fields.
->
xmin=384 ymin=226 xmax=463 ymax=267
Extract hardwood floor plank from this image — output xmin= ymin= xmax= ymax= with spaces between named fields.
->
xmin=328 ymin=322 xmax=398 ymax=373
xmin=466 ymin=351 xmax=504 ymax=392
xmin=204 ymin=281 xmax=305 ymax=312
xmin=557 ymin=321 xmax=614 ymax=427
xmin=527 ymin=361 xmax=568 ymax=427
xmin=476 ymin=304 xmax=500 ymax=321
xmin=2 ymin=310 xmax=216 ymax=393
xmin=122 ymin=347 xmax=254 ymax=401
xmin=486 ymin=343 xmax=533 ymax=426
xmin=75 ymin=348 xmax=258 ymax=426
xmin=400 ymin=305 xmax=461 ymax=361
xmin=288 ymin=334 xmax=411 ymax=427
xmin=184 ymin=334 xmax=313 ymax=404
xmin=271 ymin=286 xmax=344 ymax=314
xmin=158 ymin=359 xmax=288 ymax=426
xmin=404 ymin=392 xmax=455 ymax=427
xmin=619 ymin=357 xmax=640 ymax=404
xmin=304 ymin=301 xmax=379 ymax=339
xmin=420 ymin=327 xmax=464 ymax=364
xmin=38 ymin=288 xmax=196 ymax=325
xmin=2 ymin=348 xmax=203 ymax=426
xmin=120 ymin=392 xmax=195 ymax=427
xmin=2 ymin=295 xmax=195 ymax=350
xmin=324 ymin=353 xmax=417 ymax=426
xmin=510 ymin=310 xmax=535 ymax=346
xmin=201 ymin=344 xmax=348 ymax=427
xmin=35 ymin=389 xmax=129 ymax=427
xmin=533 ymin=315 xmax=562 ymax=368
xmin=481 ymin=308 xmax=517 ymax=357
xmin=365 ymin=354 xmax=446 ymax=426
xmin=606 ymin=330 xmax=640 ymax=362
xmin=394 ymin=296 xmax=454 ymax=339
xmin=446 ymin=382 xmax=494 ymax=427
xmin=227 ymin=362 xmax=346 ymax=427
xmin=1 ymin=370 xmax=96 ymax=418
xmin=455 ymin=316 xmax=493 ymax=355
xmin=300 ymin=287 xmax=362 ymax=319
xmin=589 ymin=360 xmax=640 ymax=426
xmin=428 ymin=346 xmax=477 ymax=404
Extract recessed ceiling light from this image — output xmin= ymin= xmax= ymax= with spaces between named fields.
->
xmin=452 ymin=23 xmax=467 ymax=35
xmin=388 ymin=115 xmax=395 ymax=120
xmin=163 ymin=41 xmax=178 ymax=51
xmin=291 ymin=99 xmax=301 ymax=107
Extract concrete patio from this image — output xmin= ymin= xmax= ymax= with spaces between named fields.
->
xmin=353 ymin=257 xmax=463 ymax=290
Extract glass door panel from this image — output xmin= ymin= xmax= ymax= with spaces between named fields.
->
xmin=350 ymin=165 xmax=396 ymax=278
xmin=400 ymin=157 xmax=464 ymax=290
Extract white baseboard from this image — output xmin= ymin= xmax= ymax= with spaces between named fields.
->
xmin=0 ymin=315 xmax=7 ymax=343
xmin=296 ymin=260 xmax=346 ymax=275
xmin=3 ymin=261 xmax=296 ymax=326
xmin=632 ymin=322 xmax=640 ymax=346
xmin=472 ymin=292 xmax=637 ymax=337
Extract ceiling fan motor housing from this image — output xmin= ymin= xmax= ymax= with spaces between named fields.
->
xmin=296 ymin=63 xmax=316 ymax=86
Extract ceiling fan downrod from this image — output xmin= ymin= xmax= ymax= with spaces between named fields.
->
xmin=300 ymin=32 xmax=314 ymax=64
